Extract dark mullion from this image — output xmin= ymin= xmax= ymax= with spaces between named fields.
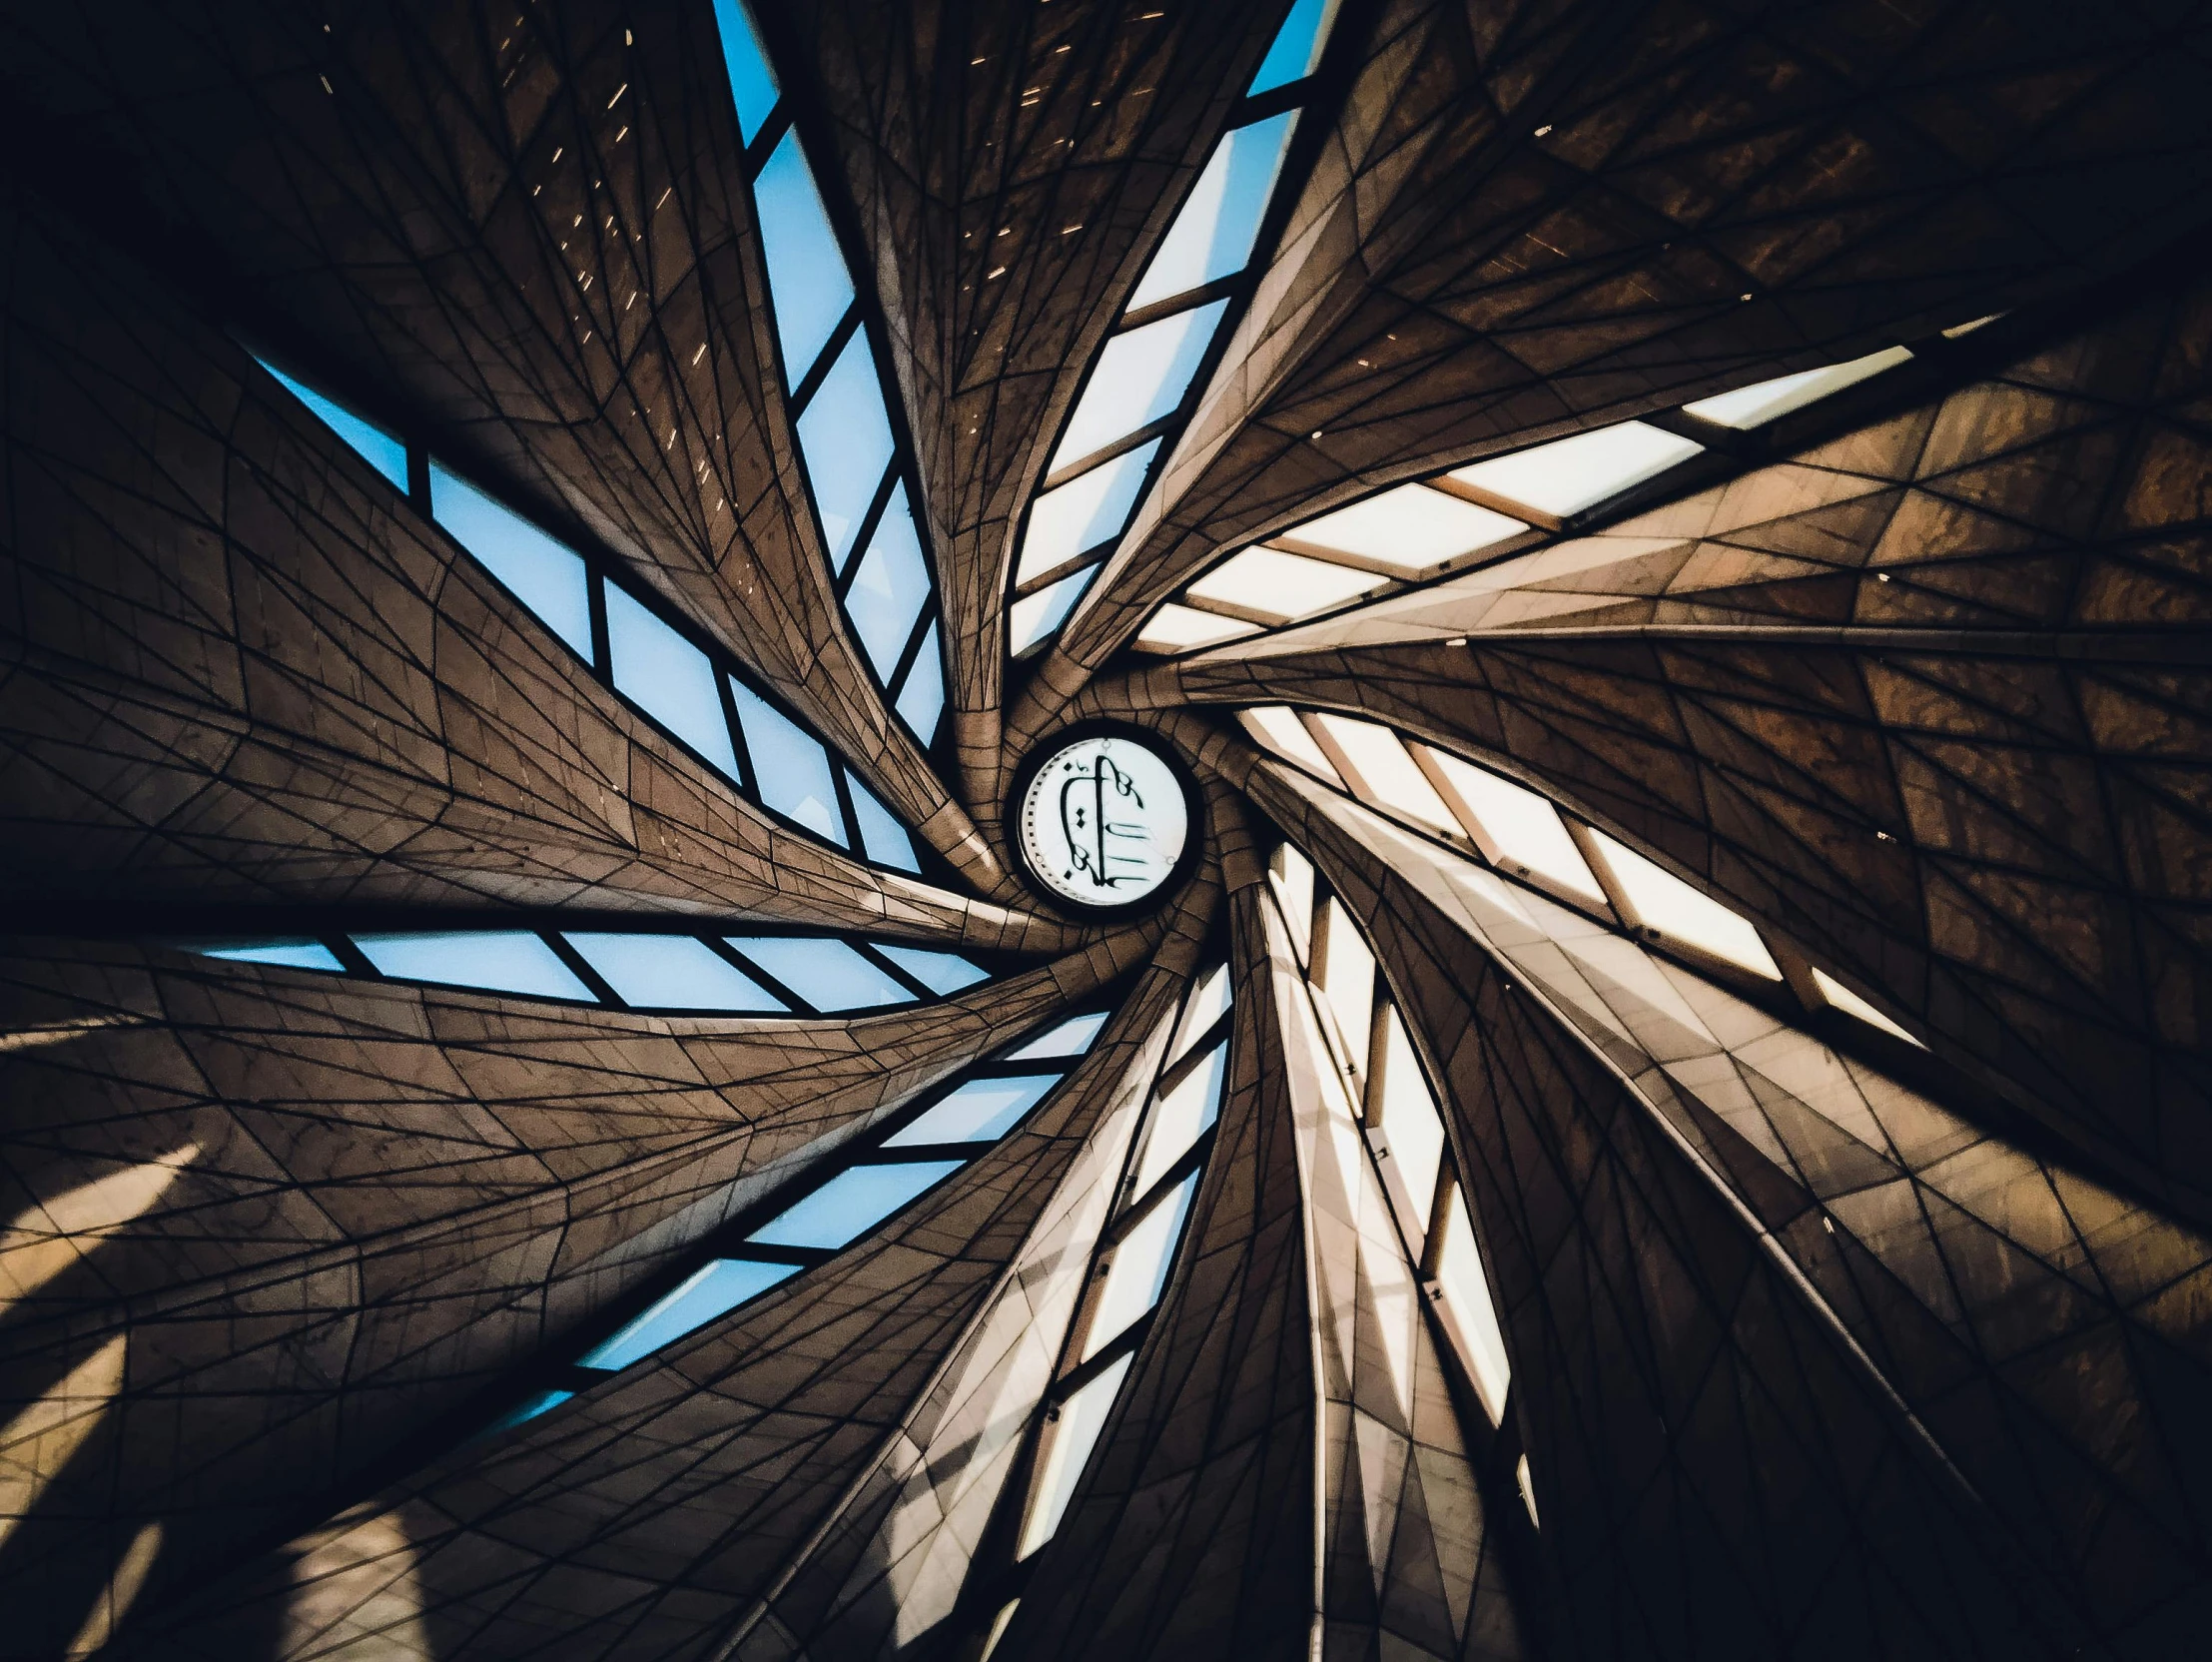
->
xmin=830 ymin=763 xmax=866 ymax=858
xmin=1037 ymin=411 xmax=1183 ymax=494
xmin=1231 ymin=77 xmax=1312 ymax=127
xmin=833 ymin=463 xmax=901 ymax=598
xmin=1011 ymin=550 xmax=1106 ymax=603
xmin=1051 ymin=1308 xmax=1155 ymax=1400
xmin=725 ymin=1244 xmax=829 ymax=1269
xmin=712 ymin=946 xmax=817 ymax=1016
xmin=853 ymin=940 xmax=938 ymax=1001
xmin=740 ymin=100 xmax=794 ymax=177
xmin=886 ymin=603 xmax=936 ymax=696
xmin=717 ymin=669 xmax=755 ymax=790
xmin=404 ymin=442 xmax=432 ymax=514
xmin=1150 ymin=1021 xmax=1230 ymax=1099
xmin=542 ymin=931 xmax=624 ymax=1008
xmin=327 ymin=936 xmax=376 ymax=977
xmin=585 ymin=565 xmax=612 ymax=676
xmin=862 ymin=1143 xmax=990 ymax=1165
xmin=787 ymin=303 xmax=862 ymax=414
xmin=1108 ymin=1129 xmax=1215 ymax=1243
xmin=1114 ymin=272 xmax=1247 ymax=337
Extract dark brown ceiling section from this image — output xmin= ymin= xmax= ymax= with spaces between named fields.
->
xmin=0 ymin=933 xmax=1108 ymax=1653
xmin=0 ymin=185 xmax=1068 ymax=944
xmin=1155 ymin=273 xmax=2212 ymax=1217
xmin=779 ymin=0 xmax=1288 ymax=821
xmin=1040 ymin=0 xmax=2212 ymax=704
xmin=123 ymin=915 xmax=1209 ymax=1661
xmin=1266 ymin=779 xmax=2099 ymax=1659
xmin=0 ymin=0 xmax=996 ymax=883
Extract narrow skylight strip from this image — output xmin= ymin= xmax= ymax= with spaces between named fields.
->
xmin=1446 ymin=421 xmax=1703 ymax=521
xmin=191 ymin=928 xmax=1011 ymax=1014
xmin=1680 ymin=345 xmax=1912 ymax=429
xmin=1586 ymin=830 xmax=1783 ymax=981
xmin=708 ymin=0 xmax=779 ymax=144
xmin=795 ymin=331 xmax=896 ymax=570
xmin=253 ymin=363 xmax=929 ymax=863
xmin=1009 ymin=1 xmax=1340 ymax=659
xmin=753 ymin=130 xmax=857 ymax=381
xmin=256 ymin=358 xmax=409 ymax=491
xmin=1812 ymin=967 xmax=1925 ymax=1047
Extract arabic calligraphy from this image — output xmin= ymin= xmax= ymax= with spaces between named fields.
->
xmin=1016 ymin=733 xmax=1190 ymax=909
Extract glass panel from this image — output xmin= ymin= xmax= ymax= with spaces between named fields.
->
xmin=727 ymin=679 xmax=845 ymax=844
xmin=429 ymin=464 xmax=594 ymax=658
xmin=894 ymin=623 xmax=946 ymax=740
xmin=1282 ymin=482 xmax=1525 ymax=575
xmin=199 ymin=940 xmax=343 ymax=972
xmin=353 ymin=932 xmax=594 ymax=1001
xmin=562 ymin=932 xmax=785 ymax=1012
xmin=1588 ymin=830 xmax=1782 ymax=980
xmin=710 ymin=0 xmax=779 ymax=144
xmin=258 ymin=360 xmax=409 ymax=492
xmin=1168 ymin=964 xmax=1231 ymax=1062
xmin=981 ymin=1601 xmax=1021 ymax=1662
xmin=1517 ymin=1453 xmax=1540 ymax=1528
xmin=1447 ymin=421 xmax=1702 ymax=519
xmin=1236 ymin=704 xmax=1342 ymax=785
xmin=579 ymin=1258 xmax=797 ymax=1370
xmin=483 ymin=1388 xmax=573 ymax=1434
xmin=754 ymin=130 xmax=854 ymax=379
xmin=1133 ymin=603 xmax=1260 ymax=653
xmin=1268 ymin=842 xmax=1315 ymax=962
xmin=795 ymin=333 xmax=896 ymax=571
xmin=1313 ymin=897 xmax=1375 ymax=1075
xmin=604 ymin=585 xmax=742 ymax=780
xmin=1017 ymin=439 xmax=1162 ymax=583
xmin=873 ymin=943 xmax=989 ymax=995
xmin=1049 ymin=301 xmax=1228 ymax=472
xmin=1374 ymin=1009 xmax=1445 ymax=1233
xmin=1248 ymin=0 xmax=1335 ymax=95
xmin=845 ymin=771 xmax=922 ymax=873
xmin=846 ymin=486 xmax=931 ymax=677
xmin=1184 ymin=546 xmax=1386 ymax=624
xmin=1127 ymin=113 xmax=1296 ymax=311
xmin=1437 ymin=1193 xmax=1512 ymax=1423
xmin=1680 ymin=346 xmax=1911 ymax=429
xmin=1131 ymin=1040 xmax=1226 ymax=1196
xmin=1081 ymin=1172 xmax=1197 ymax=1361
xmin=746 ymin=1160 xmax=965 ymax=1249
xmin=1812 ymin=967 xmax=1923 ymax=1047
xmin=1422 ymin=748 xmax=1605 ymax=904
xmin=883 ymin=1074 xmax=1059 ymax=1147
xmin=1017 ymin=1352 xmax=1132 ymax=1558
xmin=1307 ymin=713 xmax=1458 ymax=835
xmin=727 ymin=936 xmax=914 ymax=1010
xmin=1007 ymin=1010 xmax=1110 ymax=1060
xmin=1009 ymin=565 xmax=1100 ymax=656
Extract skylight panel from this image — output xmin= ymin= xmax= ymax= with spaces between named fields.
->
xmin=1306 ymin=713 xmax=1458 ymax=836
xmin=1269 ymin=842 xmax=1316 ymax=961
xmin=1007 ymin=1010 xmax=1111 ymax=1060
xmin=1127 ymin=112 xmax=1296 ymax=311
xmin=1313 ymin=896 xmax=1376 ymax=1071
xmin=1049 ymin=301 xmax=1228 ymax=472
xmin=845 ymin=770 xmax=922 ymax=873
xmin=1420 ymin=748 xmax=1606 ymax=904
xmin=726 ymin=678 xmax=845 ymax=845
xmin=1009 ymin=566 xmax=1099 ymax=657
xmin=257 ymin=360 xmax=409 ymax=492
xmin=1185 ymin=546 xmax=1386 ymax=623
xmin=747 ymin=1159 xmax=964 ymax=1249
xmin=1248 ymin=0 xmax=1337 ymax=94
xmin=753 ymin=129 xmax=855 ymax=380
xmin=1169 ymin=964 xmax=1233 ymax=1062
xmin=795 ymin=331 xmax=896 ymax=570
xmin=1587 ymin=830 xmax=1783 ymax=980
xmin=727 ymin=936 xmax=913 ymax=1010
xmin=199 ymin=940 xmax=344 ymax=972
xmin=1132 ymin=1041 xmax=1227 ymax=1195
xmin=1447 ymin=421 xmax=1703 ymax=520
xmin=709 ymin=0 xmax=779 ymax=144
xmin=1018 ymin=440 xmax=1162 ymax=583
xmin=873 ymin=943 xmax=989 ymax=995
xmin=893 ymin=623 xmax=946 ymax=741
xmin=561 ymin=932 xmax=785 ymax=1012
xmin=1813 ymin=967 xmax=1924 ymax=1047
xmin=1236 ymin=705 xmax=1342 ymax=785
xmin=1080 ymin=1173 xmax=1198 ymax=1361
xmin=882 ymin=1075 xmax=1059 ymax=1147
xmin=1281 ymin=483 xmax=1526 ymax=574
xmin=1373 ymin=1009 xmax=1446 ymax=1231
xmin=428 ymin=463 xmax=594 ymax=659
xmin=1133 ymin=604 xmax=1260 ymax=654
xmin=580 ymin=1258 xmax=795 ymax=1370
xmin=353 ymin=932 xmax=594 ymax=1001
xmin=1680 ymin=346 xmax=1912 ymax=429
xmin=1435 ymin=1194 xmax=1511 ymax=1422
xmin=1018 ymin=1353 xmax=1132 ymax=1558
xmin=846 ymin=487 xmax=932 ymax=679
xmin=603 ymin=586 xmax=743 ymax=780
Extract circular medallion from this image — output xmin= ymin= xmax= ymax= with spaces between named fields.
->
xmin=1013 ymin=730 xmax=1193 ymax=910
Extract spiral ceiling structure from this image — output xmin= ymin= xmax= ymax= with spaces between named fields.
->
xmin=3 ymin=1 xmax=2212 ymax=1657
